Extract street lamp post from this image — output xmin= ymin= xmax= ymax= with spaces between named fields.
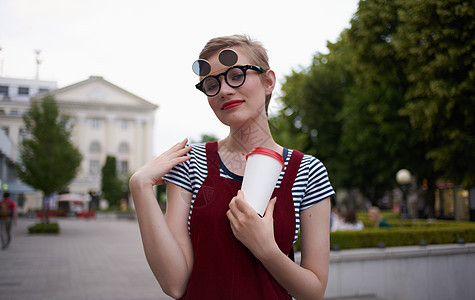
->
xmin=396 ymin=169 xmax=412 ymax=219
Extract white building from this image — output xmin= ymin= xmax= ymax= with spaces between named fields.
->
xmin=0 ymin=75 xmax=158 ymax=211
xmin=0 ymin=76 xmax=57 ymax=211
xmin=0 ymin=77 xmax=57 ymax=146
xmin=45 ymin=76 xmax=158 ymax=197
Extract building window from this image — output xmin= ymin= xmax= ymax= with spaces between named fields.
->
xmin=38 ymin=88 xmax=50 ymax=93
xmin=19 ymin=128 xmax=28 ymax=143
xmin=1 ymin=127 xmax=9 ymax=137
xmin=89 ymin=160 xmax=100 ymax=176
xmin=91 ymin=118 xmax=101 ymax=129
xmin=118 ymin=142 xmax=129 ymax=154
xmin=65 ymin=118 xmax=73 ymax=131
xmin=18 ymin=87 xmax=30 ymax=95
xmin=10 ymin=109 xmax=19 ymax=115
xmin=0 ymin=86 xmax=8 ymax=96
xmin=117 ymin=160 xmax=128 ymax=174
xmin=121 ymin=119 xmax=128 ymax=130
xmin=89 ymin=141 xmax=101 ymax=153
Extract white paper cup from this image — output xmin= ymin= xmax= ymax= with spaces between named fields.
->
xmin=241 ymin=147 xmax=285 ymax=216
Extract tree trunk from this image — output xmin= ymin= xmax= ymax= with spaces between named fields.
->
xmin=42 ymin=194 xmax=51 ymax=224
xmin=41 ymin=195 xmax=47 ymax=224
xmin=425 ymin=178 xmax=436 ymax=219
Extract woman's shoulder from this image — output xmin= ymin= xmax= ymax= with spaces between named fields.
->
xmin=187 ymin=142 xmax=207 ymax=158
xmin=164 ymin=142 xmax=207 ymax=173
xmin=286 ymin=149 xmax=325 ymax=170
xmin=190 ymin=142 xmax=206 ymax=151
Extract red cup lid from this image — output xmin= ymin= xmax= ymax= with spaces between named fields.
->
xmin=246 ymin=147 xmax=285 ymax=170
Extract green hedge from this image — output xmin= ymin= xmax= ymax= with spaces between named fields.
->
xmin=294 ymin=219 xmax=475 ymax=251
xmin=330 ymin=225 xmax=475 ymax=250
xmin=28 ymin=222 xmax=60 ymax=234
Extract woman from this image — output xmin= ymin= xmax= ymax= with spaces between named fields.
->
xmin=129 ymin=35 xmax=334 ymax=299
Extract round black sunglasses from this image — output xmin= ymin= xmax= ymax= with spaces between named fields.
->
xmin=195 ymin=65 xmax=265 ymax=97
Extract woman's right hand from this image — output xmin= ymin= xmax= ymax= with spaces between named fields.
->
xmin=130 ymin=138 xmax=191 ymax=187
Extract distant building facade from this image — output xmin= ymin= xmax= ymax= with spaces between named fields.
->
xmin=0 ymin=77 xmax=57 ymax=211
xmin=0 ymin=77 xmax=57 ymax=146
xmin=0 ymin=75 xmax=157 ymax=211
xmin=45 ymin=76 xmax=158 ymax=196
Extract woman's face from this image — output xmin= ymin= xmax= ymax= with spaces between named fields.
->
xmin=203 ymin=47 xmax=275 ymax=128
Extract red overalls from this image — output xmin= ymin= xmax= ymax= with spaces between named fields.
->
xmin=180 ymin=141 xmax=304 ymax=299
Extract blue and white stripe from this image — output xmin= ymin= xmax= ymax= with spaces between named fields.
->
xmin=163 ymin=143 xmax=335 ymax=243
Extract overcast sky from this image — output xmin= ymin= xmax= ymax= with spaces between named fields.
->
xmin=0 ymin=0 xmax=359 ymax=155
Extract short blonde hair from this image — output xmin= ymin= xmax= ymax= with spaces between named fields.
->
xmin=199 ymin=34 xmax=272 ymax=113
xmin=368 ymin=207 xmax=381 ymax=221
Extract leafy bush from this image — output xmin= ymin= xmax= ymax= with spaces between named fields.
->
xmin=330 ymin=225 xmax=475 ymax=250
xmin=294 ymin=219 xmax=475 ymax=251
xmin=28 ymin=222 xmax=60 ymax=234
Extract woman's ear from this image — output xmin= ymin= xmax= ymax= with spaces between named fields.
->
xmin=264 ymin=70 xmax=276 ymax=96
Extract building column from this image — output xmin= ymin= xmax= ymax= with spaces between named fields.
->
xmin=105 ymin=115 xmax=115 ymax=155
xmin=134 ymin=116 xmax=144 ymax=170
xmin=145 ymin=116 xmax=154 ymax=163
xmin=75 ymin=113 xmax=87 ymax=178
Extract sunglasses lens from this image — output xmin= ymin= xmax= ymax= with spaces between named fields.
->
xmin=226 ymin=67 xmax=245 ymax=87
xmin=192 ymin=60 xmax=211 ymax=76
xmin=202 ymin=77 xmax=219 ymax=96
xmin=219 ymin=49 xmax=238 ymax=66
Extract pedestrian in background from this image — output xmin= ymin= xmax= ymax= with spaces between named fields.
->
xmin=332 ymin=208 xmax=364 ymax=231
xmin=330 ymin=205 xmax=342 ymax=231
xmin=1 ymin=192 xmax=17 ymax=250
xmin=368 ymin=206 xmax=391 ymax=228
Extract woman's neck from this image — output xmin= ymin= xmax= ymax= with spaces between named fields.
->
xmin=223 ymin=119 xmax=279 ymax=153
xmin=217 ymin=117 xmax=282 ymax=176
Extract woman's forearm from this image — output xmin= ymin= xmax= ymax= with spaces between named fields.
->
xmin=130 ymin=178 xmax=191 ymax=298
xmin=261 ymin=199 xmax=330 ymax=300
xmin=258 ymin=246 xmax=326 ymax=300
xmin=227 ymin=193 xmax=329 ymax=299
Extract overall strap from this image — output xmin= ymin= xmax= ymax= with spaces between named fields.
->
xmin=205 ymin=141 xmax=220 ymax=177
xmin=280 ymin=149 xmax=304 ymax=189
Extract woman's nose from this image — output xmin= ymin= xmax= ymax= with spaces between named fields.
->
xmin=218 ymin=76 xmax=235 ymax=95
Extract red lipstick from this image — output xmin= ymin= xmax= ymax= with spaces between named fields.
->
xmin=221 ymin=100 xmax=245 ymax=110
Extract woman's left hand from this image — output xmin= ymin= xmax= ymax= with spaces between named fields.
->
xmin=226 ymin=190 xmax=279 ymax=260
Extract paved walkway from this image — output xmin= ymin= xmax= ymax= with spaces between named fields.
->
xmin=0 ymin=217 xmax=170 ymax=300
xmin=1 ymin=217 xmax=382 ymax=300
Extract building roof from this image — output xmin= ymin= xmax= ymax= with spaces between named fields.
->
xmin=37 ymin=76 xmax=158 ymax=112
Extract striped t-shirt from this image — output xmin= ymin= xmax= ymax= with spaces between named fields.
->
xmin=163 ymin=143 xmax=335 ymax=243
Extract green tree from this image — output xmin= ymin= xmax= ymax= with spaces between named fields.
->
xmin=275 ymin=34 xmax=354 ymax=190
xmin=277 ymin=0 xmax=473 ymax=216
xmin=394 ymin=0 xmax=475 ymax=188
xmin=192 ymin=133 xmax=219 ymax=143
xmin=17 ymin=95 xmax=82 ymax=223
xmin=270 ymin=70 xmax=310 ymax=151
xmin=200 ymin=133 xmax=219 ymax=142
xmin=338 ymin=0 xmax=419 ymax=204
xmin=101 ymin=155 xmax=123 ymax=208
